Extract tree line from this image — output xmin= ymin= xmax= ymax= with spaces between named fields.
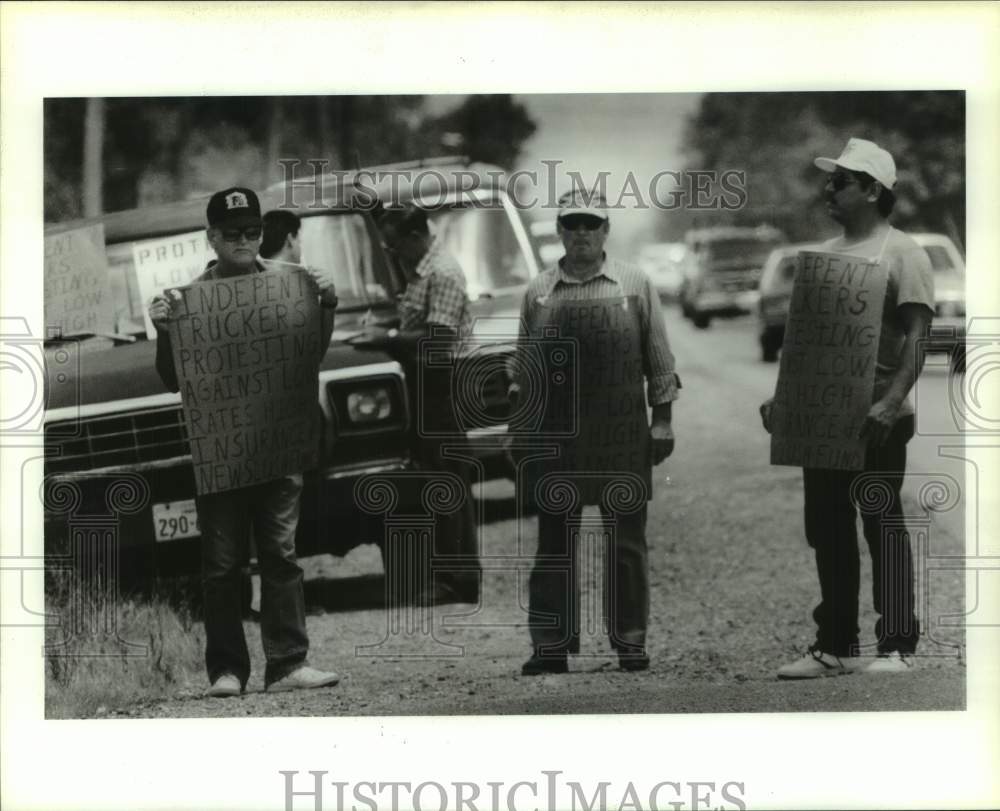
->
xmin=677 ymin=91 xmax=965 ymax=249
xmin=44 ymin=95 xmax=537 ymax=223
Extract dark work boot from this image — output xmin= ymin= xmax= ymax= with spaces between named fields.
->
xmin=521 ymin=649 xmax=569 ymax=676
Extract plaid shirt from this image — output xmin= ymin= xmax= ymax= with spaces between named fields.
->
xmin=398 ymin=237 xmax=473 ymax=337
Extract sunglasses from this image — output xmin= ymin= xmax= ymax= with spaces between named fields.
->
xmin=827 ymin=172 xmax=859 ymax=192
xmin=559 ymin=214 xmax=605 ymax=231
xmin=219 ymin=226 xmax=262 ymax=242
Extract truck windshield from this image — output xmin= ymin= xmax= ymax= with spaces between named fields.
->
xmin=428 ymin=203 xmax=532 ymax=299
xmin=104 ymin=212 xmax=389 ymax=337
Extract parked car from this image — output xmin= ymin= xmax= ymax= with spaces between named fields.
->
xmin=754 ymin=232 xmax=966 ymax=369
xmin=756 ymin=242 xmax=820 ymax=361
xmin=43 ymin=160 xmax=541 ymax=585
xmin=912 ymin=232 xmax=966 ymax=371
xmin=679 ymin=225 xmax=786 ymax=328
xmin=635 ymin=242 xmax=691 ymax=299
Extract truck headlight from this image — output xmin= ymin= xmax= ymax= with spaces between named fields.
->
xmin=346 ymin=388 xmax=392 ymax=423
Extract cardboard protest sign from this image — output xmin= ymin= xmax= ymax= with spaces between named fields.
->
xmin=44 ymin=223 xmax=114 ymax=337
xmin=133 ymin=232 xmax=214 ymax=338
xmin=770 ymin=250 xmax=888 ymax=471
xmin=519 ymin=296 xmax=650 ymax=506
xmin=167 ymin=268 xmax=322 ymax=495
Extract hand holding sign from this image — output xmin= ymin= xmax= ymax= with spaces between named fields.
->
xmin=148 ymin=289 xmax=181 ymax=332
xmin=759 ymin=397 xmax=774 ymax=434
xmin=859 ymin=396 xmax=901 ymax=446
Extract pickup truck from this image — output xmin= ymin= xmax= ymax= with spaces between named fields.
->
xmin=43 ymin=160 xmax=542 ymax=585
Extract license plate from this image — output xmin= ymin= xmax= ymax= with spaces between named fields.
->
xmin=152 ymin=500 xmax=200 ymax=542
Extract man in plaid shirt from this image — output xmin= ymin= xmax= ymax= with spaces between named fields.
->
xmin=356 ymin=203 xmax=481 ymax=605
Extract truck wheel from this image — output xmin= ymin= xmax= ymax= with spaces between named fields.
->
xmin=693 ymin=313 xmax=711 ymax=329
xmin=378 ymin=530 xmax=431 ymax=605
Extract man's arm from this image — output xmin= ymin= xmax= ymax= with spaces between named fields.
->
xmin=149 ymin=293 xmax=180 ymax=393
xmin=640 ymin=274 xmax=679 ymax=464
xmin=860 ymin=302 xmax=933 ymax=446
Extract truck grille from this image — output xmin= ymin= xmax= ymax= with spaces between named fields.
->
xmin=45 ymin=406 xmax=190 ymax=474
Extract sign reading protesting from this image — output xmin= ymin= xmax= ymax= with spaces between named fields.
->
xmin=44 ymin=223 xmax=113 ymax=337
xmin=771 ymin=250 xmax=887 ymax=471
xmin=133 ymin=232 xmax=214 ymax=338
xmin=167 ymin=268 xmax=321 ymax=495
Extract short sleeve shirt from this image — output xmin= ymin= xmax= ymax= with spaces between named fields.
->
xmin=821 ymin=226 xmax=934 ymax=415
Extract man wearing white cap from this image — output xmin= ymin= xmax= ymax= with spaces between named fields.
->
xmin=509 ymin=188 xmax=681 ymax=675
xmin=760 ymin=139 xmax=935 ymax=678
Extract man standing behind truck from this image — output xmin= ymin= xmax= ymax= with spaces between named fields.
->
xmin=760 ymin=139 xmax=935 ymax=678
xmin=148 ymin=188 xmax=340 ymax=697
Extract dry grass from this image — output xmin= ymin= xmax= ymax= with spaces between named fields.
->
xmin=45 ymin=573 xmax=205 ymax=719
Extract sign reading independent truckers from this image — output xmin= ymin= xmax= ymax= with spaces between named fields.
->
xmin=167 ymin=268 xmax=321 ymax=495
xmin=770 ymin=250 xmax=887 ymax=471
xmin=44 ymin=222 xmax=114 ymax=337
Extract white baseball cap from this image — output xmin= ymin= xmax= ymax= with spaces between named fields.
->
xmin=557 ymin=188 xmax=609 ymax=220
xmin=814 ymin=138 xmax=897 ymax=190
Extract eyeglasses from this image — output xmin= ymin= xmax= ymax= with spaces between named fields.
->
xmin=219 ymin=226 xmax=262 ymax=242
xmin=827 ymin=172 xmax=858 ymax=192
xmin=558 ymin=214 xmax=605 ymax=231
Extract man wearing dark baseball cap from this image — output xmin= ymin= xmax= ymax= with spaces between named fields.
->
xmin=761 ymin=138 xmax=935 ymax=678
xmin=149 ymin=186 xmax=340 ymax=697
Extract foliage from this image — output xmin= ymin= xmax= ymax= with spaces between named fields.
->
xmin=421 ymin=94 xmax=538 ymax=169
xmin=681 ymin=91 xmax=965 ymax=248
xmin=44 ymin=94 xmax=538 ymax=222
xmin=45 ymin=570 xmax=205 ymax=718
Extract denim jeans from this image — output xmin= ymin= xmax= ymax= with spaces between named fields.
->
xmin=197 ymin=474 xmax=309 ymax=689
xmin=528 ymin=503 xmax=649 ymax=654
xmin=802 ymin=415 xmax=919 ymax=656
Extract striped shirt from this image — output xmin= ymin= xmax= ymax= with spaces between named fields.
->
xmin=512 ymin=256 xmax=681 ymax=406
xmin=398 ymin=236 xmax=473 ymax=337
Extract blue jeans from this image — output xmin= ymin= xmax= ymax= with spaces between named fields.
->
xmin=528 ymin=504 xmax=649 ymax=654
xmin=197 ymin=474 xmax=309 ymax=689
xmin=803 ymin=415 xmax=919 ymax=656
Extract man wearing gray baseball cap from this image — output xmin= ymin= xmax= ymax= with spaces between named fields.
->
xmin=760 ymin=138 xmax=935 ymax=678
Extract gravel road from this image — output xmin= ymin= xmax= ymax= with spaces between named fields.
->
xmin=124 ymin=308 xmax=967 ymax=720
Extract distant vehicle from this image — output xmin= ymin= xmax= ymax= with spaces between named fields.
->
xmin=913 ymin=232 xmax=966 ymax=371
xmin=756 ymin=242 xmax=820 ymax=362
xmin=679 ymin=225 xmax=786 ymax=329
xmin=528 ymin=218 xmax=563 ymax=267
xmin=755 ymin=232 xmax=966 ymax=370
xmin=635 ymin=242 xmax=691 ymax=299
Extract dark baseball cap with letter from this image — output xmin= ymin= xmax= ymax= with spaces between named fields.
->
xmin=206 ymin=187 xmax=263 ymax=227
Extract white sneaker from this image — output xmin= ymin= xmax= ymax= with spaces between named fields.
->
xmin=266 ymin=665 xmax=340 ymax=693
xmin=866 ymin=652 xmax=915 ymax=674
xmin=777 ymin=648 xmax=866 ymax=680
xmin=206 ymin=673 xmax=241 ymax=698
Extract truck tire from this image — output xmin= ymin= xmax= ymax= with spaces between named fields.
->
xmin=693 ymin=312 xmax=711 ymax=329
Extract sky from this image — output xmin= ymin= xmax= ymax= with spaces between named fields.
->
xmin=428 ymin=93 xmax=703 ymax=258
